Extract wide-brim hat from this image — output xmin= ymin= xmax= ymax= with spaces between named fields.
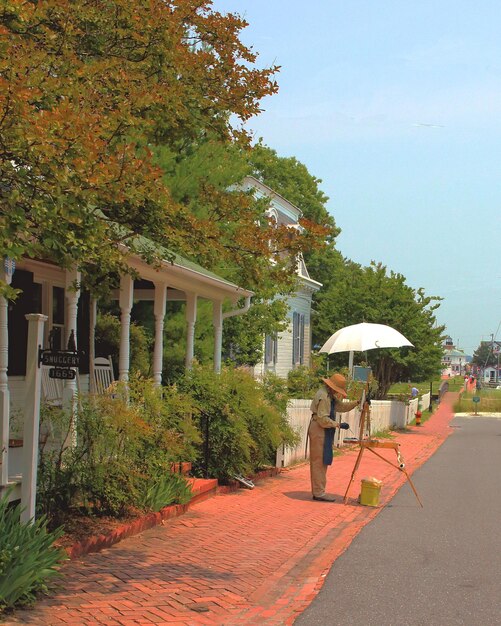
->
xmin=322 ymin=373 xmax=347 ymax=397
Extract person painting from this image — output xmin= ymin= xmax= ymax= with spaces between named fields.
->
xmin=309 ymin=373 xmax=360 ymax=502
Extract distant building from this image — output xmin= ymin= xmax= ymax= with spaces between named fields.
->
xmin=441 ymin=336 xmax=468 ymax=376
xmin=476 ymin=340 xmax=501 ymax=384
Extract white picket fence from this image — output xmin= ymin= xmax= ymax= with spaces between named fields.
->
xmin=276 ymin=396 xmax=421 ymax=468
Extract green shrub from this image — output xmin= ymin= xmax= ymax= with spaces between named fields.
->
xmin=287 ymin=365 xmax=320 ymax=399
xmin=37 ymin=377 xmax=200 ymax=524
xmin=177 ymin=365 xmax=298 ymax=481
xmin=141 ymin=473 xmax=193 ymax=512
xmin=261 ymin=372 xmax=289 ymax=413
xmin=0 ymin=491 xmax=66 ymax=613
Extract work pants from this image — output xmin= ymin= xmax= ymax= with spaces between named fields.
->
xmin=308 ymin=419 xmax=334 ymax=497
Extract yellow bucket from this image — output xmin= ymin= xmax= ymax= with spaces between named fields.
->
xmin=360 ymin=477 xmax=383 ymax=507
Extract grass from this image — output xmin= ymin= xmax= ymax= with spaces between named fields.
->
xmin=389 ymin=376 xmax=465 ymax=397
xmin=408 ymin=408 xmax=432 ymax=426
xmin=370 ymin=428 xmax=395 ymax=439
xmin=454 ymin=388 xmax=501 ymax=413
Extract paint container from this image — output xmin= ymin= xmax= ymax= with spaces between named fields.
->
xmin=359 ymin=477 xmax=383 ymax=507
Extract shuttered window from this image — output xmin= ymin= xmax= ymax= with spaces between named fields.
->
xmin=265 ymin=334 xmax=277 ymax=365
xmin=292 ymin=312 xmax=305 ymax=366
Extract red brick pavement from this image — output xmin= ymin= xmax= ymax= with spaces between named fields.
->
xmin=6 ymin=395 xmax=456 ymax=626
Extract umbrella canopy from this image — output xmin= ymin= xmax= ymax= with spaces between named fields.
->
xmin=319 ymin=322 xmax=413 ymax=354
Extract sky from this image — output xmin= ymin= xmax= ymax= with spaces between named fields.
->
xmin=211 ymin=0 xmax=501 ymax=355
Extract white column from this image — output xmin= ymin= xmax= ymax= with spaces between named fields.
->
xmin=185 ymin=292 xmax=197 ymax=369
xmin=63 ymin=268 xmax=81 ymax=410
xmin=88 ymin=297 xmax=97 ymax=393
xmin=21 ymin=313 xmax=47 ymax=523
xmin=213 ymin=300 xmax=223 ymax=373
xmin=153 ymin=282 xmax=167 ymax=386
xmin=0 ymin=265 xmax=12 ymax=486
xmin=118 ymin=274 xmax=134 ymax=382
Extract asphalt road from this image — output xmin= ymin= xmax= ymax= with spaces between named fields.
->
xmin=295 ymin=415 xmax=501 ymax=626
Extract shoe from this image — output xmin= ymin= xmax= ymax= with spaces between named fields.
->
xmin=312 ymin=495 xmax=336 ymax=502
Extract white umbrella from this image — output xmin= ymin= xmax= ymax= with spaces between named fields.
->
xmin=319 ymin=322 xmax=413 ymax=354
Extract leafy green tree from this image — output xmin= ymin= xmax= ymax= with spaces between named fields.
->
xmin=241 ymin=145 xmax=445 ymax=391
xmin=472 ymin=342 xmax=498 ymax=368
xmin=314 ymin=262 xmax=445 ymax=397
xmin=249 ymin=143 xmax=339 ymax=245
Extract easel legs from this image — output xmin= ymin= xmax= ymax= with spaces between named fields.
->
xmin=343 ymin=445 xmax=365 ymax=503
xmin=343 ymin=445 xmax=423 ymax=507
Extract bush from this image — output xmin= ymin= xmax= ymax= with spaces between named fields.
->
xmin=287 ymin=365 xmax=320 ymax=399
xmin=141 ymin=473 xmax=193 ymax=512
xmin=37 ymin=377 xmax=200 ymax=524
xmin=177 ymin=365 xmax=298 ymax=481
xmin=0 ymin=491 xmax=66 ymax=613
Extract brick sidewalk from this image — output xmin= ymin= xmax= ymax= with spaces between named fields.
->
xmin=7 ymin=396 xmax=456 ymax=626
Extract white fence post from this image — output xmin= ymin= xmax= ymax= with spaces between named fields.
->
xmin=21 ymin=314 xmax=46 ymax=523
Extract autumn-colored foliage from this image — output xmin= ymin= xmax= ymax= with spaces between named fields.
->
xmin=0 ymin=0 xmax=286 ymax=291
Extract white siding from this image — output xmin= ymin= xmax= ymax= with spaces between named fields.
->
xmin=255 ymin=289 xmax=313 ymax=379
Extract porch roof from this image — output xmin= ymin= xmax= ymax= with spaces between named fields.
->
xmin=123 ymin=235 xmax=253 ymax=303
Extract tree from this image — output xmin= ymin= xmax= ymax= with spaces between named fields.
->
xmin=472 ymin=342 xmax=499 ymax=368
xmin=153 ymin=138 xmax=331 ymax=368
xmin=314 ymin=262 xmax=445 ymax=397
xmin=249 ymin=143 xmax=339 ymax=249
xmin=0 ymin=0 xmax=279 ymax=294
xmin=242 ymin=145 xmax=445 ymax=391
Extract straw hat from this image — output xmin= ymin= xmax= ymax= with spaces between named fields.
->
xmin=322 ymin=373 xmax=347 ymax=397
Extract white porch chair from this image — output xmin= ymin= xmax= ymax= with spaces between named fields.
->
xmin=41 ymin=365 xmax=64 ymax=407
xmin=93 ymin=356 xmax=115 ymax=395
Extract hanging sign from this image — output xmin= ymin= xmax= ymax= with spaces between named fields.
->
xmin=39 ymin=349 xmax=80 ymax=368
xmin=49 ymin=367 xmax=76 ymax=380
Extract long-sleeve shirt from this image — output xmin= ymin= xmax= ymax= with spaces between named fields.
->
xmin=310 ymin=385 xmax=359 ymax=429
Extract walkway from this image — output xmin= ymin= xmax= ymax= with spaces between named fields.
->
xmin=7 ymin=396 xmax=456 ymax=626
xmin=295 ymin=411 xmax=501 ymax=625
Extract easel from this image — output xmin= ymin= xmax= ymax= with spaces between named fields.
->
xmin=342 ymin=386 xmax=423 ymax=507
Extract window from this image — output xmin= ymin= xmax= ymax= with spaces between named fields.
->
xmin=264 ymin=334 xmax=278 ymax=365
xmin=292 ymin=312 xmax=305 ymax=366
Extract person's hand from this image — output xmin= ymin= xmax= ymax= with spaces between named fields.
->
xmin=339 ymin=422 xmax=350 ymax=430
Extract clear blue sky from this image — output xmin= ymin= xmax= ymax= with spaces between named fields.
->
xmin=212 ymin=0 xmax=501 ymax=354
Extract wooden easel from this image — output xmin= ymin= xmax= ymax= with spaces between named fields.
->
xmin=342 ymin=390 xmax=423 ymax=507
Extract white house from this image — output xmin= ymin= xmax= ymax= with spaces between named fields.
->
xmin=239 ymin=177 xmax=322 ymax=379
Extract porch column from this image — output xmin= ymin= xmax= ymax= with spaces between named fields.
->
xmin=118 ymin=274 xmax=134 ymax=382
xmin=21 ymin=313 xmax=47 ymax=523
xmin=153 ymin=282 xmax=167 ymax=386
xmin=63 ymin=268 xmax=81 ymax=412
xmin=213 ymin=300 xmax=223 ymax=373
xmin=0 ymin=261 xmax=14 ymax=486
xmin=88 ymin=297 xmax=97 ymax=393
xmin=185 ymin=292 xmax=197 ymax=370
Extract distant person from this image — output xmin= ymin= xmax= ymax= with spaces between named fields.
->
xmin=410 ymin=386 xmax=419 ymax=398
xmin=309 ymin=373 xmax=360 ymax=502
xmin=476 ymin=379 xmax=482 ymax=392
